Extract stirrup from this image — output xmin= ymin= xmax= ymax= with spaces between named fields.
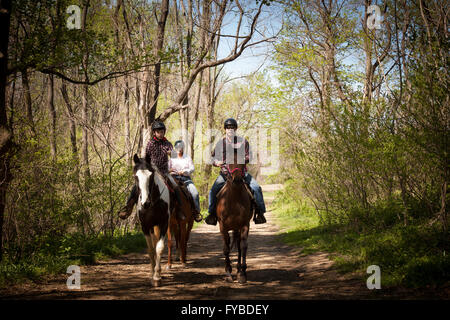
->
xmin=194 ymin=211 xmax=203 ymax=223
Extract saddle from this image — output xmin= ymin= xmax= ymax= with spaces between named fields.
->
xmin=217 ymin=181 xmax=256 ymax=215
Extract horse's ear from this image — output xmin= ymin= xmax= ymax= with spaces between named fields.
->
xmin=133 ymin=153 xmax=140 ymax=164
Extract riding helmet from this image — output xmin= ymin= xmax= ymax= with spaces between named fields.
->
xmin=174 ymin=140 xmax=185 ymax=150
xmin=151 ymin=121 xmax=166 ymax=131
xmin=224 ymin=118 xmax=238 ymax=129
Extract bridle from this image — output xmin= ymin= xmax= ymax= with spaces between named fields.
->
xmin=223 ymin=164 xmax=245 ymax=180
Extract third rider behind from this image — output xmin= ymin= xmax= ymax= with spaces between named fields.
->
xmin=169 ymin=140 xmax=202 ymax=222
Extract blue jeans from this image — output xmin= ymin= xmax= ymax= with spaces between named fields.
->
xmin=208 ymin=173 xmax=266 ymax=215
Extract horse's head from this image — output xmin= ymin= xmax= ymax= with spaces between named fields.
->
xmin=133 ymin=153 xmax=154 ymax=209
xmin=226 ymin=150 xmax=246 ymax=184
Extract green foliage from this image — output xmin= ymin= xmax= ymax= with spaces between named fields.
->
xmin=273 ymin=192 xmax=450 ymax=288
xmin=267 ymin=3 xmax=449 ymax=287
xmin=2 ymin=108 xmax=135 ymax=286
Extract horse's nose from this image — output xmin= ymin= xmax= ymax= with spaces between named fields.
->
xmin=143 ymin=201 xmax=151 ymax=209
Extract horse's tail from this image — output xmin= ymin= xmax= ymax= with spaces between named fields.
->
xmin=230 ymin=230 xmax=240 ymax=251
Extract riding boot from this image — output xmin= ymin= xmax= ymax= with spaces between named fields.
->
xmin=205 ymin=211 xmax=218 ymax=225
xmin=253 ymin=208 xmax=267 ymax=224
xmin=193 ymin=209 xmax=203 ymax=223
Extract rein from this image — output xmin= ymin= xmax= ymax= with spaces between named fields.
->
xmin=224 ymin=164 xmax=245 ymax=178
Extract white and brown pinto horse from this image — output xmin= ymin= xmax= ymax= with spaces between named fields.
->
xmin=133 ymin=154 xmax=171 ymax=287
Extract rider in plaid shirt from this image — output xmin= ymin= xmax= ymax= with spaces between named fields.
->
xmin=145 ymin=135 xmax=173 ymax=174
xmin=118 ymin=121 xmax=201 ymax=222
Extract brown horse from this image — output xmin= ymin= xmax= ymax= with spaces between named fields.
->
xmin=166 ymin=178 xmax=195 ymax=269
xmin=216 ymin=152 xmax=254 ymax=284
xmin=132 ymin=154 xmax=172 ymax=287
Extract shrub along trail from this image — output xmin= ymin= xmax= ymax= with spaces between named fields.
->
xmin=0 ymin=185 xmax=446 ymax=299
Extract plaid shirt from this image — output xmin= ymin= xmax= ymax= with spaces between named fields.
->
xmin=145 ymin=137 xmax=173 ymax=174
xmin=211 ymin=136 xmax=250 ymax=175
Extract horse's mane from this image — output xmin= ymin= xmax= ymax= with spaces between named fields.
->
xmin=149 ymin=164 xmax=167 ymax=181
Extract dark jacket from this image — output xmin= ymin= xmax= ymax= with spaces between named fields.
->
xmin=211 ymin=136 xmax=250 ymax=175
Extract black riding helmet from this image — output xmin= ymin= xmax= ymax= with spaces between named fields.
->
xmin=224 ymin=118 xmax=238 ymax=129
xmin=151 ymin=121 xmax=166 ymax=131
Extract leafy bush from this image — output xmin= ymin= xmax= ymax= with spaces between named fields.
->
xmin=273 ymin=192 xmax=450 ymax=288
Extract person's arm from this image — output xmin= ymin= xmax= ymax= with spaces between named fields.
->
xmin=168 ymin=158 xmax=175 ymax=173
xmin=165 ymin=140 xmax=173 ymax=156
xmin=182 ymin=156 xmax=195 ymax=176
xmin=211 ymin=139 xmax=224 ymax=167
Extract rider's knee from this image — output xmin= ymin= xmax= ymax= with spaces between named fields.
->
xmin=187 ymin=184 xmax=199 ymax=198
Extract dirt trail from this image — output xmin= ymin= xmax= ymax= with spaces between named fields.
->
xmin=1 ymin=185 xmax=446 ymax=300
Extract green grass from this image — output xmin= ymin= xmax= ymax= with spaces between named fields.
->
xmin=272 ymin=191 xmax=450 ymax=289
xmin=0 ymin=230 xmax=147 ymax=288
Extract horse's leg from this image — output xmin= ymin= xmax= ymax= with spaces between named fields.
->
xmin=234 ymin=230 xmax=242 ymax=277
xmin=166 ymin=224 xmax=173 ymax=270
xmin=176 ymin=221 xmax=181 ymax=262
xmin=238 ymin=225 xmax=249 ymax=284
xmin=180 ymin=221 xmax=187 ymax=267
xmin=151 ymin=226 xmax=165 ymax=287
xmin=221 ymin=229 xmax=233 ymax=282
xmin=186 ymin=217 xmax=194 ymax=242
xmin=184 ymin=218 xmax=194 ymax=264
xmin=144 ymin=234 xmax=156 ymax=279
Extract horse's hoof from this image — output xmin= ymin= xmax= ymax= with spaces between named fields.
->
xmin=165 ymin=264 xmax=172 ymax=270
xmin=238 ymin=274 xmax=247 ymax=284
xmin=225 ymin=273 xmax=233 ymax=282
xmin=152 ymin=279 xmax=162 ymax=287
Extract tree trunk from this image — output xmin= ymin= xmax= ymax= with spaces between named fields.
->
xmin=60 ymin=82 xmax=78 ymax=161
xmin=189 ymin=70 xmax=203 ymax=159
xmin=0 ymin=0 xmax=13 ymax=262
xmin=21 ymin=69 xmax=35 ymax=134
xmin=146 ymin=0 xmax=169 ymax=127
xmin=81 ymin=1 xmax=90 ymax=183
xmin=47 ymin=74 xmax=57 ymax=160
xmin=124 ymin=75 xmax=131 ymax=162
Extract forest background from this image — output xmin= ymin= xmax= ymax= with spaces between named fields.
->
xmin=0 ymin=0 xmax=448 ymax=290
